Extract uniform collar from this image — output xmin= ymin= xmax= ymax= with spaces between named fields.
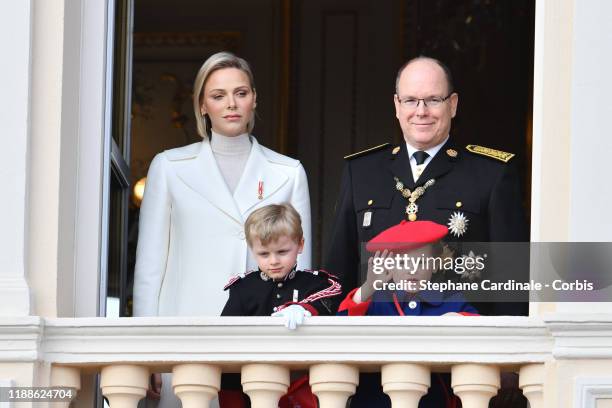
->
xmin=405 ymin=135 xmax=449 ymax=164
xmin=388 ymin=137 xmax=456 ymax=189
xmin=258 ymin=265 xmax=298 ymax=282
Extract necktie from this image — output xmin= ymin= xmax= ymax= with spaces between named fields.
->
xmin=413 ymin=151 xmax=429 ymax=165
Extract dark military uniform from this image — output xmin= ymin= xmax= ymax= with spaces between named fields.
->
xmin=221 ymin=268 xmax=341 ymax=316
xmin=220 ymin=269 xmax=341 ymax=407
xmin=324 ymin=140 xmax=528 ymax=315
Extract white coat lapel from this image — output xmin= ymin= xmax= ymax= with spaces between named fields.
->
xmin=233 ymin=138 xmax=289 ymax=216
xmin=172 ymin=139 xmax=243 ymax=224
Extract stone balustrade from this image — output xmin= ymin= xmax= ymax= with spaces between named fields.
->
xmin=2 ymin=314 xmax=612 ymax=407
xmin=54 ymin=360 xmax=543 ymax=408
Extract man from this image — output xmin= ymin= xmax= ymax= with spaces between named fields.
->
xmin=324 ymin=57 xmax=528 ymax=315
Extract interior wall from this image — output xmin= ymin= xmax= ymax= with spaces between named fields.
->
xmin=292 ymin=0 xmax=402 ymax=263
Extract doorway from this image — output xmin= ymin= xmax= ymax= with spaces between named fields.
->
xmin=108 ymin=0 xmax=535 ymax=316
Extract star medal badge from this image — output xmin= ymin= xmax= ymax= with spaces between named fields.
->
xmin=448 ymin=211 xmax=469 ymax=237
xmin=456 ymin=250 xmax=482 ymax=281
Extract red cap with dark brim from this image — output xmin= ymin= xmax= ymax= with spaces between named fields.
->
xmin=366 ymin=220 xmax=448 ymax=252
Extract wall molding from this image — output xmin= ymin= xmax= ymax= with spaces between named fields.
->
xmin=18 ymin=316 xmax=553 ymax=366
xmin=0 ymin=317 xmax=42 ymax=362
xmin=574 ymin=376 xmax=612 ymax=408
xmin=133 ymin=31 xmax=241 ymax=50
xmin=544 ymin=314 xmax=612 ymax=359
xmin=3 ymin=314 xmax=612 ymax=369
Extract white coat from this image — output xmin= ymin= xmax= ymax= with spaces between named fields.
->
xmin=133 ymin=136 xmax=312 ymax=317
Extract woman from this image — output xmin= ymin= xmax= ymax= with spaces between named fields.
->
xmin=133 ymin=52 xmax=312 ymax=406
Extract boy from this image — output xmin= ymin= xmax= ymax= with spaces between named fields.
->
xmin=222 ymin=202 xmax=341 ymax=327
xmin=338 ymin=220 xmax=477 ymax=408
xmin=220 ymin=203 xmax=340 ymax=408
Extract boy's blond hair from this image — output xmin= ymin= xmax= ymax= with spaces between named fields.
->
xmin=245 ymin=203 xmax=303 ymax=247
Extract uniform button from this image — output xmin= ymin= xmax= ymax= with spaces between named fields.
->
xmin=238 ymin=231 xmax=246 ymax=240
xmin=273 ymin=307 xmax=278 ymax=312
xmin=367 ymin=199 xmax=373 ymax=206
xmin=408 ymin=300 xmax=417 ymax=309
xmin=277 ymin=282 xmax=283 ymax=288
xmin=456 ymin=201 xmax=463 ymax=208
xmin=276 ymin=294 xmax=281 ymax=299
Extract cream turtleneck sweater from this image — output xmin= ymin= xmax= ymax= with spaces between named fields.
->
xmin=210 ymin=131 xmax=252 ymax=194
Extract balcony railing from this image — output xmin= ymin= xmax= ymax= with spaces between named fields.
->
xmin=4 ymin=314 xmax=612 ymax=407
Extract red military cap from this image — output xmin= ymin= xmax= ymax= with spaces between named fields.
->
xmin=366 ymin=220 xmax=448 ymax=252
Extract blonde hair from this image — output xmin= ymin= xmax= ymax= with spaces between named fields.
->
xmin=245 ymin=203 xmax=303 ymax=247
xmin=192 ymin=51 xmax=256 ymax=138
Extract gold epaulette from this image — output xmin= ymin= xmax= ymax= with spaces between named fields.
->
xmin=465 ymin=144 xmax=515 ymax=163
xmin=344 ymin=143 xmax=390 ymax=160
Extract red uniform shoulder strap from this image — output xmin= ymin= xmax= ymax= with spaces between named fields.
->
xmin=223 ymin=270 xmax=258 ymax=290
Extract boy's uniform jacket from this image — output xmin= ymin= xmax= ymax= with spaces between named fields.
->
xmin=222 ymin=269 xmax=341 ymax=316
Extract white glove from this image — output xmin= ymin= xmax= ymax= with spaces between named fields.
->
xmin=271 ymin=304 xmax=312 ymax=330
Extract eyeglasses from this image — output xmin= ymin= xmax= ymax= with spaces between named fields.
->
xmin=396 ymin=93 xmax=453 ymax=109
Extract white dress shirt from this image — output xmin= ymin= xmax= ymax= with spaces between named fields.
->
xmin=405 ymin=136 xmax=449 ymax=182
